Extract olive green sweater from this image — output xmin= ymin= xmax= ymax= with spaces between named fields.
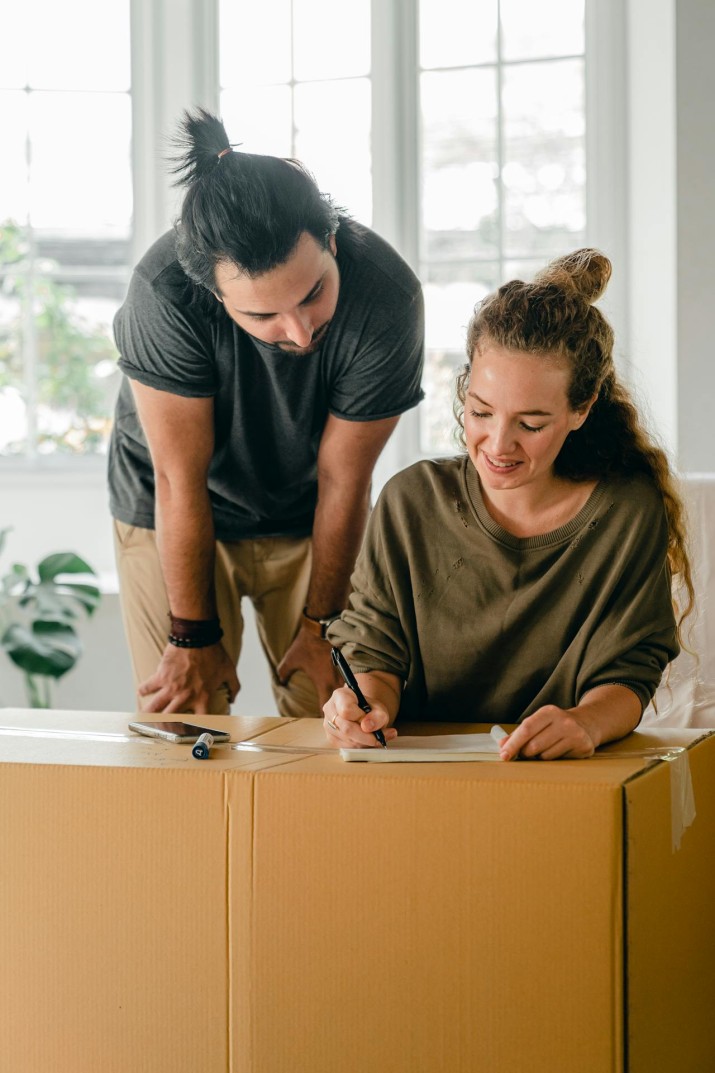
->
xmin=327 ymin=457 xmax=679 ymax=724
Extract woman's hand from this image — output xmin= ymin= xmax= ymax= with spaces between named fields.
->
xmin=322 ymin=671 xmax=401 ymax=748
xmin=497 ymin=685 xmax=642 ymax=761
xmin=497 ymin=704 xmax=598 ymax=761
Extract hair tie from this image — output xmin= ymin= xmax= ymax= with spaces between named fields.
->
xmin=217 ymin=147 xmax=232 ymax=160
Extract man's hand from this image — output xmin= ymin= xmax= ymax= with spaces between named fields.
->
xmin=276 ymin=627 xmax=340 ymax=709
xmin=138 ymin=642 xmax=240 ymax=715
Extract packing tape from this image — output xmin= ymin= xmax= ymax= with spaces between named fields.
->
xmin=232 ymin=740 xmax=336 ymax=755
xmin=0 ymin=726 xmax=131 ymax=742
xmin=594 ymin=745 xmax=696 ymax=852
xmin=663 ymin=747 xmax=697 ymax=852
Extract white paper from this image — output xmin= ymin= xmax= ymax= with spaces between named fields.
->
xmin=340 ymin=730 xmax=506 ymax=763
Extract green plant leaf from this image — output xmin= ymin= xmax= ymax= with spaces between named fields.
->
xmin=1 ymin=563 xmax=30 ymax=596
xmin=13 ymin=561 xmax=101 ymax=621
xmin=22 ymin=582 xmax=100 ymax=621
xmin=1 ymin=620 xmax=82 ymax=678
xmin=38 ymin=552 xmax=96 ymax=582
xmin=50 ymin=581 xmax=102 ymax=614
xmin=23 ymin=594 xmax=78 ymax=624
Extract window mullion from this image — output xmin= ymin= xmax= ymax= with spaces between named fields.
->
xmin=129 ymin=0 xmax=220 ymax=261
xmin=370 ymin=0 xmax=420 ymax=271
xmin=370 ymin=0 xmax=422 ymax=478
xmin=22 ymin=229 xmax=38 ymax=460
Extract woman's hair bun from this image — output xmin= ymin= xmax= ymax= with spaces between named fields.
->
xmin=534 ymin=248 xmax=612 ymax=305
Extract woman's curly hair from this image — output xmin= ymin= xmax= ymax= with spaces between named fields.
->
xmin=455 ymin=248 xmax=694 ymax=639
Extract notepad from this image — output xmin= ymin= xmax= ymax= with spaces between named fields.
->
xmin=340 ymin=727 xmax=508 ymax=763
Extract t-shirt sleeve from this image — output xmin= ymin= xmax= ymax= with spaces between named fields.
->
xmin=327 ymin=286 xmax=425 ymax=422
xmin=575 ymin=490 xmax=680 ymax=711
xmin=113 ymin=269 xmax=217 ymax=397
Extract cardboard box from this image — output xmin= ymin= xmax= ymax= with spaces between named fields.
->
xmin=0 ymin=709 xmax=713 ymax=1072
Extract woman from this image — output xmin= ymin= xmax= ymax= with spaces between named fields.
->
xmin=323 ymin=249 xmax=693 ymax=760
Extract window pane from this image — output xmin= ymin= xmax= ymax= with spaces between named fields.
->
xmin=293 ymin=0 xmax=370 ymax=81
xmin=2 ymin=1 xmax=131 ymax=461
xmin=0 ymin=220 xmax=125 ymax=459
xmin=421 ymin=269 xmax=498 ymax=454
xmin=418 ymin=3 xmax=587 ymax=456
xmin=220 ymin=0 xmax=292 ymax=87
xmin=504 ymin=258 xmax=553 ymax=282
xmin=421 ymin=69 xmax=499 ymax=262
xmin=502 ymin=60 xmax=586 ymax=257
xmin=1 ymin=9 xmax=31 ymax=88
xmin=28 ymin=92 xmax=132 ymax=233
xmin=220 ymin=85 xmax=293 ymax=157
xmin=219 ymin=3 xmax=372 ymax=222
xmin=420 ymin=0 xmax=498 ymax=69
xmin=2 ymin=93 xmax=30 ymax=223
xmin=501 ymin=0 xmax=584 ymax=62
xmin=0 ymin=247 xmax=27 ymax=456
xmin=295 ymin=79 xmax=372 ymax=224
xmin=28 ymin=0 xmax=130 ymax=90
xmin=422 ymin=347 xmax=464 ymax=458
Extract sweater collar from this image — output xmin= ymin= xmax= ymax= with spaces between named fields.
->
xmin=462 ymin=456 xmax=608 ymax=549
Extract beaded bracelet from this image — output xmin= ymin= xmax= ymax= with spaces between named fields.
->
xmin=167 ymin=613 xmax=223 ymax=649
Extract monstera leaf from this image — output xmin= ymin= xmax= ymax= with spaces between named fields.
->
xmin=2 ymin=620 xmax=83 ymax=678
xmin=16 ymin=552 xmax=101 ymax=620
xmin=0 ymin=536 xmax=101 ymax=707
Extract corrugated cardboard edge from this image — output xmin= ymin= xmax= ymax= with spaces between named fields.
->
xmin=623 ymin=729 xmax=715 ymax=1072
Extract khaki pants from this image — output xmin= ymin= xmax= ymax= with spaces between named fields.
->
xmin=113 ymin=521 xmax=320 ymax=718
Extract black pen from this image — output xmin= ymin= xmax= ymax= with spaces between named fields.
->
xmin=331 ymin=647 xmax=388 ymax=747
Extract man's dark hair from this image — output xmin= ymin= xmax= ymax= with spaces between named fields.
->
xmin=170 ymin=107 xmax=341 ymax=288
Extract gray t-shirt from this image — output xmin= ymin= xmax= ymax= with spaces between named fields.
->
xmin=108 ymin=217 xmax=425 ymax=540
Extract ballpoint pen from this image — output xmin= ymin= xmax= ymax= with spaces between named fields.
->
xmin=330 ymin=647 xmax=388 ymax=747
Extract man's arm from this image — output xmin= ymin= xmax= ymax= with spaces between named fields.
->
xmin=276 ymin=412 xmax=399 ymax=706
xmin=129 ymin=381 xmax=240 ymax=713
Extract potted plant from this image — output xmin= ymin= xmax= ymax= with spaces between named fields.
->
xmin=0 ymin=527 xmax=101 ymax=708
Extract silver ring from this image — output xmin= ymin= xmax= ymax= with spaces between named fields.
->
xmin=327 ymin=718 xmax=339 ymax=731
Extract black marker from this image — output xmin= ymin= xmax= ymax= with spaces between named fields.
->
xmin=192 ymin=732 xmax=214 ymax=759
xmin=331 ymin=647 xmax=387 ymax=748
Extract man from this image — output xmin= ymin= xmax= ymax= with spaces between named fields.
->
xmin=108 ymin=108 xmax=424 ymax=718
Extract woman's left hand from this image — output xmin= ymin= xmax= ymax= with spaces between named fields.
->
xmin=497 ymin=704 xmax=598 ymax=761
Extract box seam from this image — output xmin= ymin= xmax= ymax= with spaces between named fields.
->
xmin=224 ymin=771 xmax=232 ymax=1073
xmin=621 ymin=783 xmax=629 ymax=1073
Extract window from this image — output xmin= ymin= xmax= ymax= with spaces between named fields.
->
xmin=418 ymin=0 xmax=586 ymax=452
xmin=0 ymin=0 xmax=131 ymax=459
xmin=2 ymin=0 xmax=599 ymax=477
xmin=219 ymin=0 xmax=372 ymax=225
xmin=218 ymin=0 xmax=587 ymax=460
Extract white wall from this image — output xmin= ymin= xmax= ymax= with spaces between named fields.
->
xmin=0 ymin=466 xmax=278 ymax=715
xmin=674 ymin=0 xmax=715 ymax=471
xmin=626 ymin=0 xmax=715 ymax=468
xmin=626 ymin=0 xmax=678 ymax=451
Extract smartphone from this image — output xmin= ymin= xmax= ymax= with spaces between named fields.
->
xmin=128 ymin=720 xmax=231 ymax=744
